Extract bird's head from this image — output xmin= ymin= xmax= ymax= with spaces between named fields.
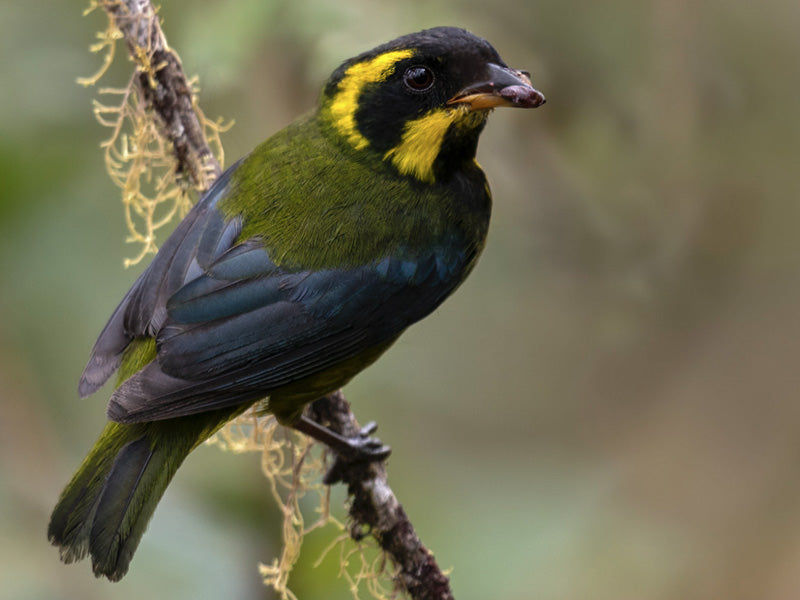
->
xmin=320 ymin=26 xmax=545 ymax=184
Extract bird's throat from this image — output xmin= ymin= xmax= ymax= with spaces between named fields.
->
xmin=383 ymin=105 xmax=486 ymax=184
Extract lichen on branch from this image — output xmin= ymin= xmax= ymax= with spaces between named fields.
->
xmin=81 ymin=0 xmax=229 ymax=266
xmin=207 ymin=410 xmax=398 ymax=600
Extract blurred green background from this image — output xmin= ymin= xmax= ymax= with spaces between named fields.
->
xmin=2 ymin=1 xmax=800 ymax=599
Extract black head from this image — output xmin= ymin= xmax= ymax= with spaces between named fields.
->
xmin=320 ymin=27 xmax=545 ymax=183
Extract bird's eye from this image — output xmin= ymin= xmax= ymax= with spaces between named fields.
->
xmin=403 ymin=66 xmax=435 ymax=91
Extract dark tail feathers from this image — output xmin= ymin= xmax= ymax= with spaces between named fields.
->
xmin=47 ymin=406 xmax=241 ymax=581
xmin=47 ymin=420 xmax=188 ymax=581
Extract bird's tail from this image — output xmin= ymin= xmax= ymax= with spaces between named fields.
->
xmin=47 ymin=407 xmax=242 ymax=581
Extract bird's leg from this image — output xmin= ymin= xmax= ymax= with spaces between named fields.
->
xmin=292 ymin=414 xmax=391 ymax=484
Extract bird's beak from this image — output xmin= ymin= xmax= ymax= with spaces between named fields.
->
xmin=447 ymin=63 xmax=545 ymax=110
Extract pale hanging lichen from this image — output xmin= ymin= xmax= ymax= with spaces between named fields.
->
xmin=80 ymin=0 xmax=230 ymax=266
xmin=207 ymin=409 xmax=397 ymax=600
xmin=208 ymin=412 xmax=330 ymax=599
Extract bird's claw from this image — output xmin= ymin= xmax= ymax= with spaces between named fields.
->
xmin=345 ymin=433 xmax=392 ymax=461
xmin=359 ymin=421 xmax=379 ymax=437
xmin=322 ymin=423 xmax=391 ymax=484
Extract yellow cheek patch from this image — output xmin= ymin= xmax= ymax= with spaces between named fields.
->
xmin=328 ymin=50 xmax=414 ymax=150
xmin=384 ymin=105 xmax=484 ymax=184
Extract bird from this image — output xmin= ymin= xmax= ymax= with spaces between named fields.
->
xmin=48 ymin=25 xmax=545 ymax=581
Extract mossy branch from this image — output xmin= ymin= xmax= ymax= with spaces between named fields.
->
xmin=308 ymin=392 xmax=455 ymax=600
xmin=89 ymin=0 xmax=221 ymax=191
xmin=85 ymin=1 xmax=455 ymax=598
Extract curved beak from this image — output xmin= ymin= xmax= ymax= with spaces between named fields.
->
xmin=447 ymin=63 xmax=546 ymax=110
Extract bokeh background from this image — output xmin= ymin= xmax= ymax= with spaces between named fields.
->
xmin=2 ymin=1 xmax=799 ymax=599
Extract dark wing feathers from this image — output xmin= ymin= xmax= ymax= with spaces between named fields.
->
xmin=77 ymin=300 xmax=132 ymax=397
xmin=83 ymin=163 xmax=469 ymax=424
xmin=158 ymin=301 xmax=321 ymax=376
xmin=108 ymin=326 xmax=369 ymax=423
xmin=121 ymin=180 xmax=243 ymax=336
xmin=166 ymin=268 xmax=285 ymax=326
xmin=78 ymin=162 xmax=243 ymax=396
xmin=107 ymin=248 xmax=462 ymax=423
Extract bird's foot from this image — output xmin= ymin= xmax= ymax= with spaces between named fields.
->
xmin=322 ymin=421 xmax=391 ymax=484
xmin=292 ymin=415 xmax=391 ymax=484
xmin=341 ymin=421 xmax=391 ymax=459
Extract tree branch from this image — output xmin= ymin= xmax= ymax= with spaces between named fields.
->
xmin=308 ymin=392 xmax=455 ymax=600
xmin=98 ymin=0 xmax=220 ymax=191
xmin=93 ymin=1 xmax=454 ymax=598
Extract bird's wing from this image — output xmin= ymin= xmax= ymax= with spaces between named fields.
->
xmin=106 ymin=238 xmax=467 ymax=423
xmin=78 ymin=161 xmax=244 ymax=397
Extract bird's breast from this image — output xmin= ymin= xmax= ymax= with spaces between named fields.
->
xmin=221 ymin=118 xmax=491 ymax=274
